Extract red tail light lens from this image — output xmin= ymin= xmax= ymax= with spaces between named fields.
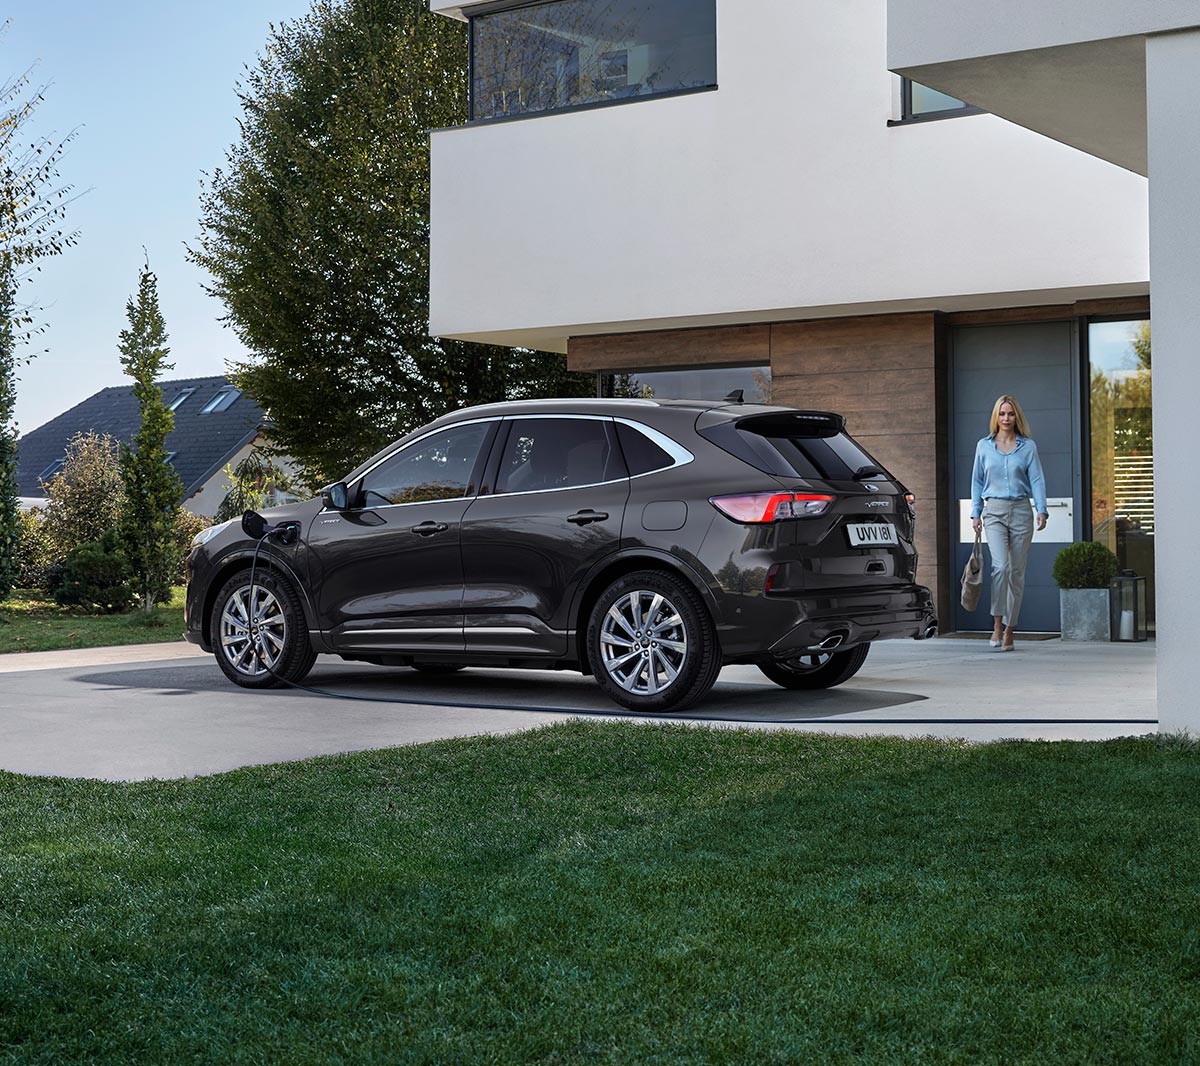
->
xmin=905 ymin=493 xmax=916 ymax=515
xmin=709 ymin=492 xmax=835 ymax=523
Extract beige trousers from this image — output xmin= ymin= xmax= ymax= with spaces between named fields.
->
xmin=982 ymin=498 xmax=1035 ymax=628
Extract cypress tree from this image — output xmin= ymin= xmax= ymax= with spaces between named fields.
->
xmin=117 ymin=263 xmax=183 ymax=614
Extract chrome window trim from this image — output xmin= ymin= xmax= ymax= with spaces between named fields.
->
xmin=333 ymin=411 xmax=693 ymax=511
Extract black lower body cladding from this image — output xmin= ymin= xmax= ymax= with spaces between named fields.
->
xmin=764 ymin=585 xmax=937 ymax=658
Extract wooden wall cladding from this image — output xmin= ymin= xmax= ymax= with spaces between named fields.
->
xmin=769 ymin=314 xmax=948 ymax=619
xmin=567 ymin=324 xmax=770 ymax=372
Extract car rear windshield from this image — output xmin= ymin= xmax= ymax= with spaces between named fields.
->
xmin=699 ymin=412 xmax=887 ymax=481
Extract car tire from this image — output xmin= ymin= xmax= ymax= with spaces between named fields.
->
xmin=757 ymin=643 xmax=870 ymax=690
xmin=411 ymin=663 xmax=467 ymax=675
xmin=210 ymin=568 xmax=316 ymax=689
xmin=587 ymin=570 xmax=721 ymax=714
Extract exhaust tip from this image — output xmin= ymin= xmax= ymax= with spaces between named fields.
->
xmin=818 ymin=632 xmax=845 ymax=651
xmin=922 ymin=624 xmax=939 ymax=640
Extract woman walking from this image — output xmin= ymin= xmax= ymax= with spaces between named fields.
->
xmin=970 ymin=395 xmax=1048 ymax=651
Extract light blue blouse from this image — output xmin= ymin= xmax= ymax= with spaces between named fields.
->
xmin=970 ymin=435 xmax=1048 ymax=518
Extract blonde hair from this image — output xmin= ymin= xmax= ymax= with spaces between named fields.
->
xmin=989 ymin=395 xmax=1031 ymax=438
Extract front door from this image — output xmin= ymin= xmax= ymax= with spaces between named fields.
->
xmin=951 ymin=322 xmax=1082 ymax=632
xmin=307 ymin=420 xmax=496 ymax=652
xmin=461 ymin=416 xmax=629 ymax=656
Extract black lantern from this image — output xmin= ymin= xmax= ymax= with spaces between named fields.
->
xmin=1109 ymin=570 xmax=1147 ymax=642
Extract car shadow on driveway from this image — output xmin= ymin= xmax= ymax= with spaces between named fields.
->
xmin=75 ymin=659 xmax=928 ymax=724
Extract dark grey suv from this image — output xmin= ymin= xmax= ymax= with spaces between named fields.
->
xmin=185 ymin=398 xmax=936 ymax=713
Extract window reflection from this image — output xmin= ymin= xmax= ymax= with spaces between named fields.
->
xmin=1089 ymin=319 xmax=1154 ymax=627
xmin=471 ymin=0 xmax=717 ymax=121
xmin=600 ymin=365 xmax=771 ymax=403
xmin=910 ymin=82 xmax=968 ymax=115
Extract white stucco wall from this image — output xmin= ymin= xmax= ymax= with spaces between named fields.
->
xmin=429 ymin=0 xmax=1148 ymax=351
xmin=1145 ymin=29 xmax=1200 ymax=732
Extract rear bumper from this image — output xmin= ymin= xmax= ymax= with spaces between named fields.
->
xmin=764 ymin=584 xmax=937 ymax=659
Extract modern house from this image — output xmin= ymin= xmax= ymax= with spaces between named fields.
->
xmin=426 ymin=0 xmax=1155 ymax=644
xmin=884 ymin=2 xmax=1200 ymax=735
xmin=17 ymin=375 xmax=275 ymax=518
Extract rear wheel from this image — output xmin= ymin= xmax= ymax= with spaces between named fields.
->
xmin=758 ymin=643 xmax=870 ymax=690
xmin=210 ymin=569 xmax=316 ymax=689
xmin=588 ymin=570 xmax=721 ymax=714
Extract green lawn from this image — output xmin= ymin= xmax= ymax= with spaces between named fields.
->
xmin=0 ymin=587 xmax=186 ymax=653
xmin=2 ymin=723 xmax=1198 ymax=1063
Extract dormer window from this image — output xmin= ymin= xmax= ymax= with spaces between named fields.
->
xmin=201 ymin=386 xmax=241 ymax=414
xmin=168 ymin=388 xmax=196 ymax=411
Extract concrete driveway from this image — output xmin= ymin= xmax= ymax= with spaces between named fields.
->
xmin=0 ymin=636 xmax=1156 ymax=781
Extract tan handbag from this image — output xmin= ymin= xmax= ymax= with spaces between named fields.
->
xmin=960 ymin=529 xmax=984 ymax=611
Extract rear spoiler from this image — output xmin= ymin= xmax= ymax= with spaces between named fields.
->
xmin=732 ymin=410 xmax=846 ymax=439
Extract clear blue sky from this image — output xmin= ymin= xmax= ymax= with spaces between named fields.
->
xmin=8 ymin=0 xmax=314 ymax=434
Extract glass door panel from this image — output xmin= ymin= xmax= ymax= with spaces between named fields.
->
xmin=1088 ymin=320 xmax=1154 ymax=628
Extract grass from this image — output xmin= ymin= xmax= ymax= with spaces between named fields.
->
xmin=0 ymin=586 xmax=186 ymax=653
xmin=2 ymin=722 xmax=1199 ymax=1063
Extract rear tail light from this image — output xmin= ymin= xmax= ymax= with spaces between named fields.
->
xmin=904 ymin=493 xmax=916 ymax=515
xmin=709 ymin=492 xmax=835 ymax=523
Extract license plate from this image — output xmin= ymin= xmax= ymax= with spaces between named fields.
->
xmin=847 ymin=522 xmax=898 ymax=548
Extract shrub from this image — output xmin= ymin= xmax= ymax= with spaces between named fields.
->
xmin=56 ymin=531 xmax=134 ymax=613
xmin=1053 ymin=541 xmax=1120 ymax=590
xmin=16 ymin=508 xmax=62 ymax=591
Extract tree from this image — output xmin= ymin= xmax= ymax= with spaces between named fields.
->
xmin=191 ymin=0 xmax=591 ymax=488
xmin=42 ymin=431 xmax=126 ymax=564
xmin=117 ymin=264 xmax=183 ymax=613
xmin=0 ymin=49 xmax=78 ymax=601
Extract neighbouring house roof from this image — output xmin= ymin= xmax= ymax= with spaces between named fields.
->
xmin=16 ymin=375 xmax=267 ymax=500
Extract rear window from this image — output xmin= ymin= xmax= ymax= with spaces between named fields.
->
xmin=699 ymin=413 xmax=887 ymax=481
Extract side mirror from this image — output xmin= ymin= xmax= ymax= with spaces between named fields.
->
xmin=321 ymin=482 xmax=350 ymax=511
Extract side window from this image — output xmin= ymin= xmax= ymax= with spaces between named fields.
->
xmin=616 ymin=422 xmax=675 ymax=476
xmin=358 ymin=423 xmax=490 ymax=506
xmin=496 ymin=418 xmax=624 ymax=494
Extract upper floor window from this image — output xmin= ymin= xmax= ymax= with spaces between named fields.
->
xmin=895 ymin=78 xmax=983 ymax=123
xmin=470 ymin=0 xmax=717 ymax=123
xmin=167 ymin=388 xmax=195 ymax=411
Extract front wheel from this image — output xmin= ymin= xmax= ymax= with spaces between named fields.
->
xmin=757 ymin=643 xmax=870 ymax=690
xmin=210 ymin=569 xmax=316 ymax=689
xmin=587 ymin=570 xmax=721 ymax=714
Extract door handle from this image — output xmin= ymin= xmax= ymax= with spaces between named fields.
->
xmin=567 ymin=509 xmax=609 ymax=525
xmin=411 ymin=521 xmax=449 ymax=536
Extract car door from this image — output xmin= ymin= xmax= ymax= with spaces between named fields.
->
xmin=460 ymin=415 xmax=630 ymax=656
xmin=306 ymin=420 xmax=497 ymax=653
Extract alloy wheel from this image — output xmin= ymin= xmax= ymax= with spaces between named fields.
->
xmin=220 ymin=583 xmax=287 ymax=677
xmin=599 ymin=589 xmax=688 ymax=696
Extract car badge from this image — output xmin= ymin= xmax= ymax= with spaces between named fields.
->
xmin=865 ymin=484 xmax=879 ymax=492
xmin=866 ymin=500 xmax=888 ymax=508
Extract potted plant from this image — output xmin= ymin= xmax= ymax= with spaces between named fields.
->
xmin=1052 ymin=541 xmax=1120 ymax=640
